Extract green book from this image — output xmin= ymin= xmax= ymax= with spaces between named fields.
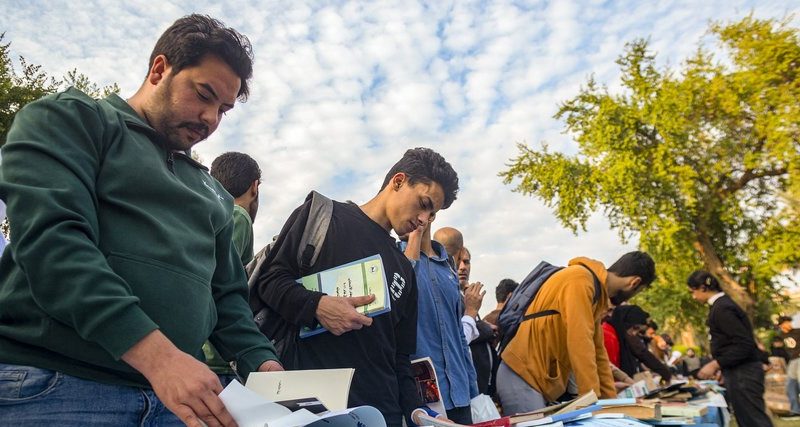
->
xmin=299 ymin=254 xmax=390 ymax=338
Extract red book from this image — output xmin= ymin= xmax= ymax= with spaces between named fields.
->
xmin=470 ymin=417 xmax=511 ymax=427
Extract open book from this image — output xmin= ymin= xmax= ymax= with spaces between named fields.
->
xmin=246 ymin=369 xmax=354 ymax=411
xmin=299 ymin=254 xmax=390 ymax=338
xmin=221 ymin=376 xmax=385 ymax=427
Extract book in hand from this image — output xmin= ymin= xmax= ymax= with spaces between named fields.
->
xmin=246 ymin=369 xmax=354 ymax=411
xmin=219 ymin=379 xmax=385 ymax=427
xmin=299 ymin=254 xmax=390 ymax=338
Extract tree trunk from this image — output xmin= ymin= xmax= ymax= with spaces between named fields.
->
xmin=692 ymin=233 xmax=754 ymax=315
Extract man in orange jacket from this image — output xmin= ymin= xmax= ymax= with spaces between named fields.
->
xmin=497 ymin=252 xmax=656 ymax=414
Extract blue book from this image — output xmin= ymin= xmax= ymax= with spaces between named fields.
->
xmin=515 ymin=404 xmax=602 ymax=426
xmin=298 ymin=254 xmax=391 ymax=338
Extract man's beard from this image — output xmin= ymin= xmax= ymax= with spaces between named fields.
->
xmin=149 ymin=79 xmax=209 ymax=151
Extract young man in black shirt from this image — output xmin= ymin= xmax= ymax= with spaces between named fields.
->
xmin=688 ymin=270 xmax=772 ymax=427
xmin=251 ymin=147 xmax=459 ymax=426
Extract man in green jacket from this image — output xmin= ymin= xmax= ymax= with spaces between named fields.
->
xmin=0 ymin=14 xmax=281 ymax=427
xmin=210 ymin=152 xmax=261 ymax=266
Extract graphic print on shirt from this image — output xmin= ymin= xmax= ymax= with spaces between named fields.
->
xmin=390 ymin=272 xmax=405 ymax=301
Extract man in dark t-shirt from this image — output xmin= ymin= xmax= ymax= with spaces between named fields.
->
xmin=778 ymin=315 xmax=800 ymax=415
xmin=252 ymin=148 xmax=459 ymax=426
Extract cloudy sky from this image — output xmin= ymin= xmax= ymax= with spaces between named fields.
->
xmin=2 ymin=0 xmax=796 ymax=313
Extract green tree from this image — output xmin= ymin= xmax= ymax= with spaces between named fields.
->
xmin=1 ymin=33 xmax=118 ymax=146
xmin=501 ymin=16 xmax=800 ymax=330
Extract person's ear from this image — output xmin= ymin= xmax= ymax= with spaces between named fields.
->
xmin=249 ymin=179 xmax=259 ymax=197
xmin=628 ymin=276 xmax=642 ymax=291
xmin=147 ymin=55 xmax=170 ymax=86
xmin=392 ymin=173 xmax=407 ymax=191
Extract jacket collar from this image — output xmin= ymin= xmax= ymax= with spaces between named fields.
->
xmin=101 ymin=94 xmax=208 ymax=171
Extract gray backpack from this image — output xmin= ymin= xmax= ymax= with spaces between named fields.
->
xmin=497 ymin=261 xmax=600 ymax=355
xmin=246 ymin=191 xmax=333 ymax=365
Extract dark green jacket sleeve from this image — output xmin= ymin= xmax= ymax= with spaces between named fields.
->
xmin=208 ymin=213 xmax=279 ymax=377
xmin=0 ymin=93 xmax=158 ymax=359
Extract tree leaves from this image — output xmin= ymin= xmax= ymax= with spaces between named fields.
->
xmin=501 ymin=16 xmax=800 ymax=333
xmin=0 ymin=34 xmax=118 ymax=146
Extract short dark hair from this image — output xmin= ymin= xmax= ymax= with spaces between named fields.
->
xmin=647 ymin=319 xmax=659 ymax=331
xmin=380 ymin=147 xmax=459 ymax=209
xmin=210 ymin=152 xmax=261 ymax=197
xmin=686 ymin=270 xmax=722 ymax=292
xmin=149 ymin=14 xmax=254 ymax=101
xmin=778 ymin=315 xmax=793 ymax=325
xmin=607 ymin=251 xmax=656 ymax=288
xmin=496 ymin=279 xmax=519 ymax=303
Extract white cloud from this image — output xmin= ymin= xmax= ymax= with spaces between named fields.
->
xmin=2 ymin=0 xmax=797 ymax=313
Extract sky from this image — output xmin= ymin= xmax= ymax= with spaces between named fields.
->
xmin=1 ymin=0 xmax=797 ymax=314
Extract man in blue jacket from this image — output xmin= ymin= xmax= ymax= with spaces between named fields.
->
xmin=401 ymin=220 xmax=478 ymax=423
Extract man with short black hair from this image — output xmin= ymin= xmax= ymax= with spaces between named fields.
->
xmin=498 ymin=251 xmax=656 ymax=413
xmin=253 ymin=147 xmax=459 ymax=426
xmin=210 ymin=152 xmax=261 ymax=265
xmin=0 ymin=14 xmax=281 ymax=426
xmin=485 ymin=278 xmax=519 ymax=326
xmin=689 ymin=270 xmax=772 ymax=427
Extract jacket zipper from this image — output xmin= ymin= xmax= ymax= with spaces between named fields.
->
xmin=167 ymin=151 xmax=175 ymax=174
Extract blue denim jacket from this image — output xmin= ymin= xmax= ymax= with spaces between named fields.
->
xmin=399 ymin=240 xmax=479 ymax=409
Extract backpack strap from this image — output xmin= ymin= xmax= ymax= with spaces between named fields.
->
xmin=575 ymin=262 xmax=602 ymax=305
xmin=297 ymin=191 xmax=334 ymax=270
xmin=522 ymin=263 xmax=603 ymax=320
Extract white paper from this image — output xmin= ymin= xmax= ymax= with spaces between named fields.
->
xmin=219 ymin=381 xmax=385 ymax=427
xmin=219 ymin=380 xmax=291 ymax=427
xmin=266 ymin=409 xmax=319 ymax=427
xmin=246 ymin=369 xmax=354 ymax=411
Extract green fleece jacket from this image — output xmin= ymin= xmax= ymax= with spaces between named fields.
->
xmin=0 ymin=88 xmax=278 ymax=387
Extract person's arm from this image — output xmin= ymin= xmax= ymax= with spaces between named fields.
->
xmin=697 ymin=359 xmax=721 ymax=380
xmin=713 ymin=304 xmax=760 ymax=369
xmin=207 ymin=218 xmax=280 ymax=378
xmin=626 ymin=334 xmax=672 ymax=382
xmin=461 ymin=315 xmax=479 ymax=343
xmin=230 ymin=207 xmax=253 ymax=264
xmin=255 ymin=202 xmax=373 ymax=335
xmin=562 ymin=272 xmax=603 ymax=397
xmin=461 ymin=282 xmax=484 ymax=343
xmin=461 ymin=317 xmax=480 ymax=398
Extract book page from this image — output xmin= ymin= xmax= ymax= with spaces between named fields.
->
xmin=246 ymin=369 xmax=355 ymax=411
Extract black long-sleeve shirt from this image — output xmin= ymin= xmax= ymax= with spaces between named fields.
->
xmin=254 ymin=199 xmax=420 ymax=424
xmin=708 ymin=294 xmax=762 ymax=370
xmin=623 ymin=333 xmax=671 ymax=382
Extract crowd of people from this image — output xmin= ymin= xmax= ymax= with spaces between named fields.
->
xmin=0 ymin=13 xmax=792 ymax=427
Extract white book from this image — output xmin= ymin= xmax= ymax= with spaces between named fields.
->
xmin=246 ymin=369 xmax=354 ymax=411
xmin=219 ymin=380 xmax=385 ymax=427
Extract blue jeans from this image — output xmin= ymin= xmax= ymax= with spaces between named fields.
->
xmin=0 ymin=363 xmax=183 ymax=426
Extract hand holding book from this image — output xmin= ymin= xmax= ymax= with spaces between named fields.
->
xmin=303 ymin=255 xmax=391 ymax=338
xmin=315 ymin=295 xmax=375 ymax=335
